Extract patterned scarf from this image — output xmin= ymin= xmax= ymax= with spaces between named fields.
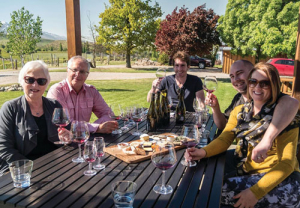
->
xmin=232 ymin=97 xmax=300 ymax=174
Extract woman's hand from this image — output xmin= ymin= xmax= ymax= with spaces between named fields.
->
xmin=184 ymin=147 xmax=206 ymax=161
xmin=251 ymin=138 xmax=271 ymax=163
xmin=58 ymin=128 xmax=71 ymax=143
xmin=152 ymin=78 xmax=162 ymax=91
xmin=233 ymin=188 xmax=258 ymax=208
xmin=97 ymin=121 xmax=119 ymax=134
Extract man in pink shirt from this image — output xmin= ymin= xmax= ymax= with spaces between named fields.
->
xmin=47 ymin=56 xmax=118 ymax=133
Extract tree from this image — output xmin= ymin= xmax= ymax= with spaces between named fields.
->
xmin=155 ymin=5 xmax=220 ymax=58
xmin=218 ymin=0 xmax=300 ymax=62
xmin=97 ymin=0 xmax=162 ymax=68
xmin=7 ymin=7 xmax=42 ymax=65
xmin=0 ymin=22 xmax=3 ymax=37
xmin=60 ymin=43 xmax=63 ymax=51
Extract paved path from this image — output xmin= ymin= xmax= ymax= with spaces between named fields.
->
xmin=0 ymin=65 xmax=229 ymax=85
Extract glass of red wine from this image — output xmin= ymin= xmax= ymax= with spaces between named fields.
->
xmin=83 ymin=141 xmax=97 ymax=176
xmin=70 ymin=120 xmax=90 ymax=163
xmin=203 ymin=76 xmax=218 ymax=93
xmin=52 ymin=108 xmax=70 ymax=145
xmin=93 ymin=137 xmax=105 ymax=170
xmin=108 ymin=105 xmax=122 ymax=134
xmin=151 ymin=142 xmax=177 ymax=194
xmin=180 ymin=124 xmax=200 ymax=167
xmin=131 ymin=107 xmax=144 ymax=136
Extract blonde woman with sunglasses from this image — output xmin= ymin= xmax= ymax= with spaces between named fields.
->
xmin=0 ymin=61 xmax=69 ymax=172
xmin=186 ymin=63 xmax=300 ymax=207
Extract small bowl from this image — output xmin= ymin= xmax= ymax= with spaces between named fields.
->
xmin=117 ymin=142 xmax=129 ymax=149
xmin=167 ymin=136 xmax=175 ymax=143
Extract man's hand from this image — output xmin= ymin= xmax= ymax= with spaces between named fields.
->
xmin=97 ymin=121 xmax=119 ymax=134
xmin=205 ymin=92 xmax=220 ymax=109
xmin=184 ymin=147 xmax=207 ymax=161
xmin=58 ymin=128 xmax=71 ymax=143
xmin=152 ymin=78 xmax=162 ymax=91
xmin=251 ymin=139 xmax=271 ymax=163
xmin=233 ymin=188 xmax=258 ymax=208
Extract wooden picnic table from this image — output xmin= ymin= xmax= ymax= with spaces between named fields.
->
xmin=0 ymin=112 xmax=226 ymax=208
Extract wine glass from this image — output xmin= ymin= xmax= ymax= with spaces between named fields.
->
xmin=203 ymin=76 xmax=218 ymax=93
xmin=151 ymin=143 xmax=177 ymax=194
xmin=131 ymin=107 xmax=144 ymax=136
xmin=193 ymin=97 xmax=202 ymax=115
xmin=167 ymin=96 xmax=175 ymax=118
xmin=108 ymin=105 xmax=122 ymax=134
xmin=156 ymin=68 xmax=166 ymax=88
xmin=83 ymin=141 xmax=97 ymax=176
xmin=52 ymin=108 xmax=70 ymax=144
xmin=93 ymin=137 xmax=105 ymax=170
xmin=70 ymin=121 xmax=90 ymax=163
xmin=180 ymin=124 xmax=200 ymax=167
xmin=120 ymin=106 xmax=130 ymax=131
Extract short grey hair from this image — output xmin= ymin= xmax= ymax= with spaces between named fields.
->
xmin=18 ymin=60 xmax=50 ymax=87
xmin=67 ymin=55 xmax=90 ymax=71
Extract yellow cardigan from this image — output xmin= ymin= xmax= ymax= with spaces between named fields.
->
xmin=203 ymin=105 xmax=299 ymax=199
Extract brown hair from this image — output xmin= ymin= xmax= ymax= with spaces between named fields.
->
xmin=173 ymin=51 xmax=191 ymax=66
xmin=246 ymin=62 xmax=281 ymax=105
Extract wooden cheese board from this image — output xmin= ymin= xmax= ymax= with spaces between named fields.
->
xmin=104 ymin=133 xmax=186 ymax=163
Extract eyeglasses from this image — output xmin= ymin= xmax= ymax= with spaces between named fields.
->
xmin=248 ymin=78 xmax=270 ymax=89
xmin=68 ymin=67 xmax=89 ymax=75
xmin=24 ymin=76 xmax=48 ymax=86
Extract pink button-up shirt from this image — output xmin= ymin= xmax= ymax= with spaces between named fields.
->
xmin=47 ymin=79 xmax=111 ymax=133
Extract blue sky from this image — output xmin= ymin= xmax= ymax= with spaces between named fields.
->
xmin=0 ymin=0 xmax=228 ymax=38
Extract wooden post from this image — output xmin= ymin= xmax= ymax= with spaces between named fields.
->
xmin=57 ymin=57 xmax=59 ymax=67
xmin=65 ymin=0 xmax=82 ymax=60
xmin=292 ymin=6 xmax=300 ymax=108
xmin=2 ymin=58 xmax=4 ymax=69
xmin=51 ymin=53 xmax=53 ymax=66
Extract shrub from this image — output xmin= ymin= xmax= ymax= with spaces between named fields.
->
xmin=158 ymin=52 xmax=169 ymax=65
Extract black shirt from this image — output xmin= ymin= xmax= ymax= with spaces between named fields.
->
xmin=159 ymin=74 xmax=203 ymax=112
xmin=224 ymin=93 xmax=246 ymax=119
xmin=27 ymin=114 xmax=58 ymax=160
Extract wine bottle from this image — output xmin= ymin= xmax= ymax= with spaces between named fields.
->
xmin=147 ymin=93 xmax=157 ymax=132
xmin=155 ymin=91 xmax=163 ymax=127
xmin=176 ymin=88 xmax=186 ymax=124
xmin=161 ymin=90 xmax=170 ymax=125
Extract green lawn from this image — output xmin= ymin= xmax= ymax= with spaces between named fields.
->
xmin=0 ymin=78 xmax=236 ymax=123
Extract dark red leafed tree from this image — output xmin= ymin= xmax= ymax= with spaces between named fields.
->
xmin=155 ymin=5 xmax=220 ymax=57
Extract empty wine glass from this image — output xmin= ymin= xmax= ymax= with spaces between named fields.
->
xmin=156 ymin=68 xmax=166 ymax=89
xmin=168 ymin=96 xmax=175 ymax=118
xmin=52 ymin=108 xmax=70 ymax=145
xmin=193 ymin=97 xmax=202 ymax=115
xmin=70 ymin=121 xmax=90 ymax=163
xmin=151 ymin=143 xmax=177 ymax=194
xmin=203 ymin=76 xmax=218 ymax=93
xmin=83 ymin=141 xmax=97 ymax=176
xmin=120 ymin=106 xmax=130 ymax=131
xmin=180 ymin=124 xmax=200 ymax=167
xmin=108 ymin=105 xmax=122 ymax=134
xmin=93 ymin=137 xmax=105 ymax=170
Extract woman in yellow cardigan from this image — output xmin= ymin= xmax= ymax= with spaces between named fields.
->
xmin=186 ymin=63 xmax=300 ymax=208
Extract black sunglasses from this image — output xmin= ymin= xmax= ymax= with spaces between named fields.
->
xmin=24 ymin=76 xmax=48 ymax=86
xmin=248 ymin=78 xmax=270 ymax=89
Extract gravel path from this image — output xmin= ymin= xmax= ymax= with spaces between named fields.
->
xmin=0 ymin=65 xmax=229 ymax=85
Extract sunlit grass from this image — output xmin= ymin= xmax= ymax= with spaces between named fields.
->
xmin=0 ymin=78 xmax=236 ymax=123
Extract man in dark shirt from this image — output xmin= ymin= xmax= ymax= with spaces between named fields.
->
xmin=147 ymin=51 xmax=205 ymax=112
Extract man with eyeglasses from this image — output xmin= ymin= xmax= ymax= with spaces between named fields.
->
xmin=205 ymin=60 xmax=299 ymax=176
xmin=47 ymin=56 xmax=118 ymax=134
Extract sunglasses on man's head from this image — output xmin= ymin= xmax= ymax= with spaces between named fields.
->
xmin=24 ymin=76 xmax=48 ymax=86
xmin=248 ymin=78 xmax=270 ymax=89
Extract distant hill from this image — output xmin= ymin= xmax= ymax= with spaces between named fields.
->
xmin=1 ymin=21 xmax=67 ymax=40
